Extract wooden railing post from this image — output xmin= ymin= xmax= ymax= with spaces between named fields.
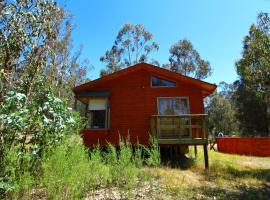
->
xmin=150 ymin=116 xmax=157 ymax=138
xmin=202 ymin=115 xmax=206 ymax=139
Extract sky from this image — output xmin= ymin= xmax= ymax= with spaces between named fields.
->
xmin=60 ymin=0 xmax=270 ymax=85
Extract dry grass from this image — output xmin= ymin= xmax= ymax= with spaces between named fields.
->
xmin=146 ymin=147 xmax=270 ymax=200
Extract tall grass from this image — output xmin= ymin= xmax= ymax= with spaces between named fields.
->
xmin=42 ymin=136 xmax=91 ymax=199
xmin=144 ymin=135 xmax=161 ymax=166
xmin=6 ymin=134 xmax=161 ymax=199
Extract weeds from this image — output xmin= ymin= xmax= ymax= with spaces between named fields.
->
xmin=42 ymin=135 xmax=91 ymax=199
xmin=144 ymin=135 xmax=161 ymax=166
xmin=4 ymin=134 xmax=161 ymax=199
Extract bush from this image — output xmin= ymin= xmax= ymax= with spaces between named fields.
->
xmin=42 ymin=135 xmax=90 ymax=199
xmin=0 ymin=80 xmax=83 ymax=197
xmin=2 ymin=134 xmax=161 ymax=199
xmin=144 ymin=135 xmax=161 ymax=167
xmin=39 ymin=135 xmax=160 ymax=198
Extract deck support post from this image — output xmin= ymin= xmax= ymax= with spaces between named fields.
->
xmin=203 ymin=144 xmax=209 ymax=169
xmin=194 ymin=145 xmax=197 ymax=158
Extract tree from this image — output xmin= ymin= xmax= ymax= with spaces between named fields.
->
xmin=166 ymin=39 xmax=212 ymax=79
xmin=206 ymin=83 xmax=239 ymax=136
xmin=233 ymin=80 xmax=268 ymax=136
xmin=100 ymin=23 xmax=159 ymax=76
xmin=0 ymin=0 xmax=83 ymax=183
xmin=0 ymin=0 xmax=89 ymax=106
xmin=45 ymin=21 xmax=90 ymax=106
xmin=235 ymin=12 xmax=270 ymax=135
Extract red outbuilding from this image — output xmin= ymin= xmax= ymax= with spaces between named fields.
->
xmin=73 ymin=63 xmax=216 ymax=167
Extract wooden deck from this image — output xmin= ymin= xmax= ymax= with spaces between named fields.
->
xmin=150 ymin=114 xmax=209 ymax=168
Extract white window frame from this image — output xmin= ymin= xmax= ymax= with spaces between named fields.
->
xmin=157 ymin=97 xmax=190 ymax=115
xmin=86 ymin=98 xmax=109 ymax=130
xmin=157 ymin=97 xmax=191 ymax=138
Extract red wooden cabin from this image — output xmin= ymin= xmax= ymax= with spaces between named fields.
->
xmin=73 ymin=63 xmax=216 ymax=165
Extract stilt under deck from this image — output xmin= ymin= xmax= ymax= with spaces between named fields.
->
xmin=150 ymin=114 xmax=209 ymax=169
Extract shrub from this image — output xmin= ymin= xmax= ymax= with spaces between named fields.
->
xmin=144 ymin=135 xmax=161 ymax=167
xmin=88 ymin=147 xmax=112 ymax=187
xmin=2 ymin=133 xmax=161 ymax=199
xmin=110 ymin=138 xmax=138 ymax=190
xmin=133 ymin=144 xmax=144 ymax=167
xmin=42 ymin=135 xmax=90 ymax=199
xmin=0 ymin=83 xmax=83 ymax=196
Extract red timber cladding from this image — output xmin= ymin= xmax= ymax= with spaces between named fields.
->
xmin=216 ymin=137 xmax=270 ymax=157
xmin=82 ymin=68 xmax=205 ymax=147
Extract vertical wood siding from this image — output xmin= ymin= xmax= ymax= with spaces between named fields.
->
xmin=81 ymin=69 xmax=205 ymax=147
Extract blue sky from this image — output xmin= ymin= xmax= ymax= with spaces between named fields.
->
xmin=61 ymin=0 xmax=270 ymax=85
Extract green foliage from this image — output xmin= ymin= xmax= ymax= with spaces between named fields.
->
xmin=42 ymin=135 xmax=90 ymax=199
xmin=0 ymin=0 xmax=88 ymax=106
xmin=0 ymin=83 xmax=81 ymax=158
xmin=3 ymin=135 xmax=161 ymax=199
xmin=0 ymin=75 xmax=83 ymax=197
xmin=165 ymin=39 xmax=212 ymax=79
xmin=0 ymin=1 xmax=87 ymax=196
xmin=133 ymin=144 xmax=144 ymax=167
xmin=206 ymin=83 xmax=239 ymax=136
xmin=144 ymin=135 xmax=161 ymax=167
xmin=234 ymin=81 xmax=268 ymax=136
xmin=235 ymin=12 xmax=270 ymax=135
xmin=100 ymin=23 xmax=159 ymax=76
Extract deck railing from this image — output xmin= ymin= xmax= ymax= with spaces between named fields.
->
xmin=150 ymin=114 xmax=208 ymax=145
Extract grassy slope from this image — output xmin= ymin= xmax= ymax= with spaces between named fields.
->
xmin=146 ymin=147 xmax=270 ymax=200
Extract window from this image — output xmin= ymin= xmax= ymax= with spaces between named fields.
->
xmin=86 ymin=98 xmax=109 ymax=129
xmin=158 ymin=97 xmax=189 ymax=115
xmin=151 ymin=76 xmax=176 ymax=87
xmin=157 ymin=97 xmax=190 ymax=138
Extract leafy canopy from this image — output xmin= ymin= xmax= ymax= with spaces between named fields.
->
xmin=166 ymin=39 xmax=212 ymax=80
xmin=0 ymin=0 xmax=89 ymax=106
xmin=100 ymin=23 xmax=159 ymax=76
xmin=206 ymin=82 xmax=239 ymax=136
xmin=235 ymin=12 xmax=270 ymax=135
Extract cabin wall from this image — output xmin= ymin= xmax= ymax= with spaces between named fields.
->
xmin=81 ymin=69 xmax=205 ymax=147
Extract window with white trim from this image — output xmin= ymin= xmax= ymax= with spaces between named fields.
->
xmin=158 ymin=97 xmax=189 ymax=115
xmin=86 ymin=98 xmax=109 ymax=129
xmin=157 ymin=97 xmax=190 ymax=138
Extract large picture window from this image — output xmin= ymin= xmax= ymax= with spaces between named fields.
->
xmin=158 ymin=97 xmax=189 ymax=115
xmin=86 ymin=98 xmax=109 ymax=129
xmin=157 ymin=97 xmax=190 ymax=138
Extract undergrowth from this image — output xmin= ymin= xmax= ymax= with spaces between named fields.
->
xmin=4 ymin=134 xmax=160 ymax=199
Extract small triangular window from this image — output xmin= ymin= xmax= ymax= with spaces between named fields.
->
xmin=151 ymin=76 xmax=176 ymax=87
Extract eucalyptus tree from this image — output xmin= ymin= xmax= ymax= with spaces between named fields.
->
xmin=0 ymin=0 xmax=88 ymax=104
xmin=100 ymin=23 xmax=159 ymax=76
xmin=206 ymin=83 xmax=239 ymax=136
xmin=0 ymin=0 xmax=83 ymax=181
xmin=235 ymin=12 xmax=270 ymax=135
xmin=166 ymin=39 xmax=212 ymax=80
